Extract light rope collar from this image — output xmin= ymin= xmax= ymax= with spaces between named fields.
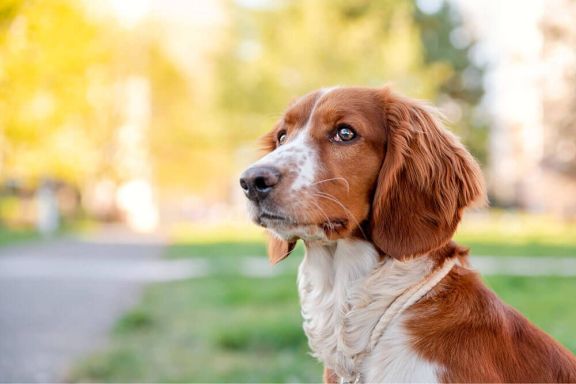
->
xmin=343 ymin=257 xmax=457 ymax=384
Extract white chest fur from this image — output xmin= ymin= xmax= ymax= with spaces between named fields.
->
xmin=297 ymin=239 xmax=441 ymax=383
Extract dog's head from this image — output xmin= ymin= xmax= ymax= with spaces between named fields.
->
xmin=239 ymin=87 xmax=486 ymax=264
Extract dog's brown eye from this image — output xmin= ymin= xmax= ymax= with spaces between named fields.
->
xmin=333 ymin=124 xmax=357 ymax=142
xmin=277 ymin=130 xmax=287 ymax=145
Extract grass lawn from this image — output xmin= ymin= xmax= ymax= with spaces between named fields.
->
xmin=170 ymin=211 xmax=576 ymax=258
xmin=0 ymin=218 xmax=100 ymax=248
xmin=70 ymin=273 xmax=321 ymax=383
xmin=455 ymin=212 xmax=576 ymax=257
xmin=71 ymin=234 xmax=576 ymax=382
xmin=0 ymin=227 xmax=38 ymax=246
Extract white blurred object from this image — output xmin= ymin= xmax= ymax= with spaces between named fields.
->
xmin=109 ymin=0 xmax=151 ymax=28
xmin=116 ymin=179 xmax=158 ymax=232
xmin=36 ymin=181 xmax=59 ymax=237
xmin=83 ymin=179 xmax=117 ymax=219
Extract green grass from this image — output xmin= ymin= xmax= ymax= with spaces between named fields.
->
xmin=455 ymin=211 xmax=576 ymax=257
xmin=169 ymin=211 xmax=576 ymax=259
xmin=0 ymin=217 xmax=101 ymax=248
xmin=459 ymin=241 xmax=576 ymax=257
xmin=70 ymin=274 xmax=321 ymax=383
xmin=0 ymin=227 xmax=38 ymax=246
xmin=168 ymin=241 xmax=269 ymax=259
xmin=71 ymin=236 xmax=576 ymax=383
xmin=483 ymin=275 xmax=576 ymax=353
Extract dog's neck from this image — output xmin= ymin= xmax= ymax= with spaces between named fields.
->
xmin=298 ymin=238 xmax=448 ymax=381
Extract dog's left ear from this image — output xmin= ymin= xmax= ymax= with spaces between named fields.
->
xmin=371 ymin=89 xmax=487 ymax=258
xmin=267 ymin=234 xmax=296 ymax=265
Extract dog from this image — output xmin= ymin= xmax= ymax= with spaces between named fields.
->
xmin=239 ymin=86 xmax=576 ymax=383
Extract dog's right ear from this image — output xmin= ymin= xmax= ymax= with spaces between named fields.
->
xmin=267 ymin=234 xmax=296 ymax=265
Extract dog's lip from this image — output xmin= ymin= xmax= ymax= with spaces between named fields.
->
xmin=255 ymin=210 xmax=293 ymax=227
xmin=257 ymin=210 xmax=348 ymax=232
xmin=259 ymin=212 xmax=289 ymax=221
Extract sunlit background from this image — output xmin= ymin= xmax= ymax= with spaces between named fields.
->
xmin=0 ymin=0 xmax=575 ymax=382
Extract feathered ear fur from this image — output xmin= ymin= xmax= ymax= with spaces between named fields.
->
xmin=267 ymin=235 xmax=296 ymax=265
xmin=371 ymin=89 xmax=486 ymax=258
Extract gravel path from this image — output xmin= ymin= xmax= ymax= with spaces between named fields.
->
xmin=0 ymin=229 xmax=172 ymax=383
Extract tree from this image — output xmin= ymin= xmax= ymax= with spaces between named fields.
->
xmin=0 ymin=0 xmax=117 ymax=186
xmin=215 ymin=0 xmax=484 ymax=161
xmin=414 ymin=1 xmax=487 ymax=163
xmin=216 ymin=0 xmax=446 ymax=145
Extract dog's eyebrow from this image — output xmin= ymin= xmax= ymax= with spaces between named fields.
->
xmin=283 ymin=112 xmax=298 ymax=125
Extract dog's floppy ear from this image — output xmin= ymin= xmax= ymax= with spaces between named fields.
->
xmin=267 ymin=234 xmax=296 ymax=265
xmin=371 ymin=89 xmax=486 ymax=258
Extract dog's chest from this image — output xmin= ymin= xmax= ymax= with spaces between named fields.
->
xmin=297 ymin=239 xmax=439 ymax=382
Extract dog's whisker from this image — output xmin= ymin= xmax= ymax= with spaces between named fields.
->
xmin=310 ymin=177 xmax=351 ymax=194
xmin=312 ymin=191 xmax=368 ymax=241
xmin=306 ymin=195 xmax=335 ymax=230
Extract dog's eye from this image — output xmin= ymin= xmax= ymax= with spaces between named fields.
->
xmin=277 ymin=130 xmax=287 ymax=145
xmin=333 ymin=124 xmax=357 ymax=142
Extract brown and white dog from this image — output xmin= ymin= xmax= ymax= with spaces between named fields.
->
xmin=239 ymin=87 xmax=576 ymax=383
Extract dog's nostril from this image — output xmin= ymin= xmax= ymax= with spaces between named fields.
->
xmin=254 ymin=176 xmax=271 ymax=192
xmin=239 ymin=178 xmax=249 ymax=192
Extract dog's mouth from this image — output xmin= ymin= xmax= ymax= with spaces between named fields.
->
xmin=320 ymin=218 xmax=348 ymax=233
xmin=255 ymin=210 xmax=292 ymax=227
xmin=259 ymin=211 xmax=289 ymax=222
xmin=255 ymin=208 xmax=348 ymax=237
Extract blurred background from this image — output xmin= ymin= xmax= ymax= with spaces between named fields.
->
xmin=0 ymin=0 xmax=575 ymax=382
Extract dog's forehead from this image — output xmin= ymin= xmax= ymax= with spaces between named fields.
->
xmin=284 ymin=90 xmax=322 ymax=124
xmin=318 ymin=87 xmax=381 ymax=113
xmin=285 ymin=87 xmax=379 ymax=125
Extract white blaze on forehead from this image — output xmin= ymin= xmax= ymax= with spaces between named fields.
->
xmin=252 ymin=87 xmax=338 ymax=192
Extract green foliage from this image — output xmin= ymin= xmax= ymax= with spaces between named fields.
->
xmin=414 ymin=2 xmax=487 ymax=163
xmin=216 ymin=0 xmax=447 ymax=145
xmin=0 ymin=0 xmax=118 ymax=185
xmin=0 ymin=0 xmax=487 ymax=200
xmin=0 ymin=0 xmax=22 ymax=30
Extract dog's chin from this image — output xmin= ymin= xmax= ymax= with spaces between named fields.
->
xmin=247 ymin=202 xmax=350 ymax=241
xmin=255 ymin=213 xmax=349 ymax=242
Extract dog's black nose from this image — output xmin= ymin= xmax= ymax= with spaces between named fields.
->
xmin=239 ymin=166 xmax=281 ymax=202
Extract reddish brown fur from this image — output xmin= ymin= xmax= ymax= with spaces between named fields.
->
xmin=267 ymin=235 xmax=295 ymax=265
xmin=322 ymin=367 xmax=339 ymax=384
xmin=371 ymin=89 xmax=485 ymax=258
xmin=254 ymin=86 xmax=576 ymax=382
xmin=262 ymin=88 xmax=388 ymax=261
xmin=408 ymin=244 xmax=576 ymax=382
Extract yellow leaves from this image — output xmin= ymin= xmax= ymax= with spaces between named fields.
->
xmin=0 ymin=0 xmax=117 ymax=185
